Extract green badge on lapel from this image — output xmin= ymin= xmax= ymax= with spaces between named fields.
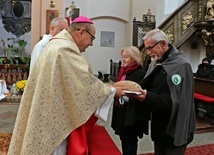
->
xmin=171 ymin=74 xmax=181 ymax=85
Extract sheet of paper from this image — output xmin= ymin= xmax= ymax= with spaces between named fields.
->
xmin=123 ymin=90 xmax=142 ymax=95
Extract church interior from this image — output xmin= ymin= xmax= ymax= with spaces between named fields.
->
xmin=0 ymin=0 xmax=214 ymax=154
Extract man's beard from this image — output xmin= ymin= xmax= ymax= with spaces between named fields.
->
xmin=150 ymin=55 xmax=161 ymax=61
xmin=150 ymin=46 xmax=163 ymax=61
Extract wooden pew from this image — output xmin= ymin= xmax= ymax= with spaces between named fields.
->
xmin=194 ymin=77 xmax=214 ymax=98
xmin=109 ymin=59 xmax=121 ymax=82
xmin=194 ymin=77 xmax=214 ymax=119
xmin=97 ymin=70 xmax=109 ymax=83
xmin=97 ymin=59 xmax=122 ymax=83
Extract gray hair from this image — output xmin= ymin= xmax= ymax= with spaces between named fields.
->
xmin=143 ymin=28 xmax=170 ymax=44
xmin=121 ymin=46 xmax=142 ymax=65
xmin=50 ymin=17 xmax=68 ymax=27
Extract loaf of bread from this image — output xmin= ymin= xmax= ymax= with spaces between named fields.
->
xmin=113 ymin=80 xmax=141 ymax=92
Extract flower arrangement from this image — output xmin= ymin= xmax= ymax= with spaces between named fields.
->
xmin=16 ymin=80 xmax=27 ymax=92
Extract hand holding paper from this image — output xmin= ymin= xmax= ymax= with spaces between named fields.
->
xmin=125 ymin=89 xmax=147 ymax=101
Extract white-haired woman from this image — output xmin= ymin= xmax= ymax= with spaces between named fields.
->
xmin=111 ymin=46 xmax=150 ymax=155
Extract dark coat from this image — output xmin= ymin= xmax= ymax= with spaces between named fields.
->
xmin=139 ymin=46 xmax=196 ymax=146
xmin=196 ymin=63 xmax=213 ymax=79
xmin=111 ymin=67 xmax=150 ymax=139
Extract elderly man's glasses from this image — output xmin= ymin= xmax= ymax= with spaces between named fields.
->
xmin=145 ymin=41 xmax=161 ymax=51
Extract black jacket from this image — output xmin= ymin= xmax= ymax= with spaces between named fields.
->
xmin=196 ymin=63 xmax=213 ymax=79
xmin=139 ymin=45 xmax=196 ymax=147
xmin=111 ymin=67 xmax=150 ymax=138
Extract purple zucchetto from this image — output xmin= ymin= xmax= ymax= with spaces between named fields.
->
xmin=72 ymin=16 xmax=93 ymax=24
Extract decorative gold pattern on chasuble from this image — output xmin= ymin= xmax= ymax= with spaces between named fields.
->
xmin=8 ymin=30 xmax=111 ymax=155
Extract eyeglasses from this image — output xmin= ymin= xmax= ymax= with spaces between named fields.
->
xmin=145 ymin=41 xmax=161 ymax=51
xmin=85 ymin=29 xmax=96 ymax=41
xmin=76 ymin=28 xmax=96 ymax=41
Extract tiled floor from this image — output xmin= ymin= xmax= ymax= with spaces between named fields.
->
xmin=0 ymin=103 xmax=19 ymax=133
xmin=0 ymin=100 xmax=214 ymax=154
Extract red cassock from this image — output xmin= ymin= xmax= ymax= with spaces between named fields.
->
xmin=67 ymin=115 xmax=98 ymax=155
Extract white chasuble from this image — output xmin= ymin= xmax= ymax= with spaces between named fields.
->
xmin=8 ymin=30 xmax=112 ymax=155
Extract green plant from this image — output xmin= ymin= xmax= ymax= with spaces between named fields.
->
xmin=17 ymin=39 xmax=30 ymax=68
xmin=6 ymin=38 xmax=16 ymax=64
xmin=18 ymin=39 xmax=27 ymax=58
xmin=0 ymin=36 xmax=6 ymax=57
xmin=0 ymin=37 xmax=6 ymax=63
xmin=0 ymin=38 xmax=30 ymax=70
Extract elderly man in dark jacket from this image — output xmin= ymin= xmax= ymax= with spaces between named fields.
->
xmin=127 ymin=28 xmax=196 ymax=155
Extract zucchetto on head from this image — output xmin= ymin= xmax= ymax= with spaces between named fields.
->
xmin=72 ymin=16 xmax=93 ymax=24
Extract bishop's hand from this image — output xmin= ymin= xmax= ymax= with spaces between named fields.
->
xmin=114 ymin=86 xmax=127 ymax=99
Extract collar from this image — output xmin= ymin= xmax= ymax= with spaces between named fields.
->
xmin=157 ymin=44 xmax=173 ymax=63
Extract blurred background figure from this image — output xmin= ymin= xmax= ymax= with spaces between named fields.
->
xmin=195 ymin=57 xmax=213 ymax=79
xmin=30 ymin=17 xmax=68 ymax=73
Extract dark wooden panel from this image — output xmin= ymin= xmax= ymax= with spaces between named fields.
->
xmin=194 ymin=77 xmax=214 ymax=98
xmin=46 ymin=10 xmax=59 ymax=34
